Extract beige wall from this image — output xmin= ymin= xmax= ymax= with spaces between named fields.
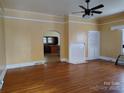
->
xmin=98 ymin=12 xmax=124 ymax=58
xmin=5 ymin=20 xmax=66 ymax=64
xmin=0 ymin=0 xmax=6 ymax=80
xmin=5 ymin=9 xmax=66 ymax=64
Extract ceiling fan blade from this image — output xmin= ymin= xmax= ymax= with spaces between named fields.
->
xmin=91 ymin=4 xmax=104 ymax=10
xmin=79 ymin=5 xmax=86 ymax=10
xmin=92 ymin=11 xmax=102 ymax=14
xmin=72 ymin=11 xmax=84 ymax=14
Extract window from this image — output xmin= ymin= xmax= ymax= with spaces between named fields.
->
xmin=43 ymin=37 xmax=47 ymax=44
xmin=48 ymin=37 xmax=53 ymax=43
xmin=43 ymin=36 xmax=58 ymax=45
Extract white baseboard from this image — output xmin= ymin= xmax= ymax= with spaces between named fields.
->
xmin=0 ymin=68 xmax=7 ymax=89
xmin=60 ymin=58 xmax=87 ymax=64
xmin=60 ymin=58 xmax=68 ymax=62
xmin=68 ymin=59 xmax=87 ymax=64
xmin=86 ymin=57 xmax=100 ymax=60
xmin=7 ymin=60 xmax=46 ymax=69
xmin=61 ymin=56 xmax=116 ymax=64
xmin=99 ymin=56 xmax=116 ymax=62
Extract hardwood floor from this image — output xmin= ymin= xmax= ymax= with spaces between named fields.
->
xmin=45 ymin=54 xmax=60 ymax=64
xmin=1 ymin=60 xmax=124 ymax=93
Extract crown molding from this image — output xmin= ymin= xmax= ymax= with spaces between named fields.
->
xmin=99 ymin=19 xmax=124 ymax=25
xmin=4 ymin=8 xmax=124 ymax=25
xmin=68 ymin=20 xmax=97 ymax=25
xmin=5 ymin=15 xmax=97 ymax=25
xmin=5 ymin=8 xmax=65 ymax=19
xmin=111 ymin=25 xmax=124 ymax=30
xmin=69 ymin=15 xmax=96 ymax=19
xmin=69 ymin=15 xmax=81 ymax=18
xmin=68 ymin=19 xmax=124 ymax=25
xmin=4 ymin=16 xmax=65 ymax=24
xmin=4 ymin=15 xmax=124 ymax=25
xmin=68 ymin=14 xmax=124 ymax=25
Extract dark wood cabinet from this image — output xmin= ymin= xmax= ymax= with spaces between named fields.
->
xmin=44 ymin=45 xmax=60 ymax=54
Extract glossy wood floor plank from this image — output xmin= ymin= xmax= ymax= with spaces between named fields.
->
xmin=1 ymin=60 xmax=124 ymax=93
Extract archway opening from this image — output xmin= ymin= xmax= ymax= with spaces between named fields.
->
xmin=43 ymin=31 xmax=60 ymax=63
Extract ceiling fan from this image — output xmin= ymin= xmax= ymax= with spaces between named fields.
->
xmin=72 ymin=0 xmax=104 ymax=18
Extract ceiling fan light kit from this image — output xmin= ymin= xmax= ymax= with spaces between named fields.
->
xmin=72 ymin=0 xmax=104 ymax=18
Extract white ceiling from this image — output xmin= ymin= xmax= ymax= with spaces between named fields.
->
xmin=4 ymin=0 xmax=124 ymax=17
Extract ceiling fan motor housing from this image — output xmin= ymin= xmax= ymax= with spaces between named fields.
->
xmin=86 ymin=0 xmax=90 ymax=3
xmin=85 ymin=9 xmax=90 ymax=15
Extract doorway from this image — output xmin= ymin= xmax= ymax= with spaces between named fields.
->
xmin=43 ymin=31 xmax=60 ymax=63
xmin=88 ymin=31 xmax=100 ymax=60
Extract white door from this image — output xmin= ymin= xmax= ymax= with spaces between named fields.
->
xmin=88 ymin=31 xmax=100 ymax=60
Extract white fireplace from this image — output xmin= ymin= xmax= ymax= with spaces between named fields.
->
xmin=69 ymin=43 xmax=86 ymax=64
